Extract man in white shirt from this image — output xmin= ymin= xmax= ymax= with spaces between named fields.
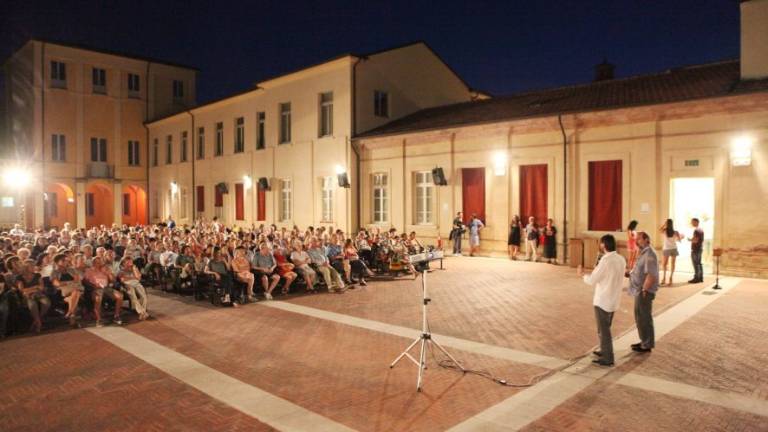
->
xmin=578 ymin=234 xmax=626 ymax=367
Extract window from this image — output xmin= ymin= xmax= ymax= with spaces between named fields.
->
xmin=180 ymin=131 xmax=188 ymax=162
xmin=152 ymin=139 xmax=159 ymax=166
xmin=173 ymin=80 xmax=184 ymax=99
xmin=128 ymin=140 xmax=140 ymax=166
xmin=196 ymin=185 xmax=205 ymax=214
xmin=588 ymin=160 xmax=623 ymax=231
xmin=234 ymin=117 xmax=244 ymax=153
xmin=374 ymin=90 xmax=389 ymax=117
xmin=50 ymin=61 xmax=66 ymax=88
xmin=372 ymin=173 xmax=388 ymax=223
xmin=90 ymin=138 xmax=107 ymax=162
xmin=197 ymin=127 xmax=205 ymax=159
xmin=257 ymin=186 xmax=266 ymax=221
xmin=166 ymin=135 xmax=173 ymax=164
xmin=235 ymin=183 xmax=245 ymax=220
xmin=51 ymin=134 xmax=66 ymax=162
xmin=180 ymin=188 xmax=188 ymax=219
xmin=321 ymin=176 xmax=334 ymax=222
xmin=279 ymin=102 xmax=291 ymax=144
xmin=280 ymin=178 xmax=292 ymax=221
xmin=215 ymin=122 xmax=223 ymax=156
xmin=414 ymin=171 xmax=434 ymax=225
xmin=123 ymin=193 xmax=130 ymax=216
xmin=46 ymin=192 xmax=58 ymax=217
xmin=86 ymin=193 xmax=95 ymax=216
xmin=319 ymin=92 xmax=333 ymax=137
xmin=128 ymin=73 xmax=140 ymax=96
xmin=256 ymin=112 xmax=265 ymax=149
xmin=92 ymin=68 xmax=106 ymax=94
xmin=1 ymin=197 xmax=14 ymax=207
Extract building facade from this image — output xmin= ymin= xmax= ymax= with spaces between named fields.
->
xmin=146 ymin=42 xmax=476 ymax=233
xmin=1 ymin=39 xmax=197 ymax=229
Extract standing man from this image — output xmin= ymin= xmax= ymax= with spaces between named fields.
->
xmin=525 ymin=217 xmax=539 ymax=262
xmin=688 ymin=218 xmax=704 ymax=283
xmin=579 ymin=234 xmax=626 ymax=367
xmin=451 ymin=212 xmax=464 ymax=256
xmin=468 ymin=214 xmax=485 ymax=257
xmin=629 ymin=231 xmax=659 ymax=353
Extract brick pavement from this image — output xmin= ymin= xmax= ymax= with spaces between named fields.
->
xmin=0 ymin=329 xmax=275 ymax=432
xmin=285 ymin=257 xmax=707 ymax=359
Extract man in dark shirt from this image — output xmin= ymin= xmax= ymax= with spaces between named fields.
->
xmin=688 ymin=218 xmax=705 ymax=283
xmin=451 ymin=212 xmax=464 ymax=255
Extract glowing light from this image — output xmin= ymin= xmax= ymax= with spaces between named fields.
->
xmin=730 ymin=135 xmax=753 ymax=167
xmin=67 ymin=197 xmax=75 ymax=203
xmin=243 ymin=175 xmax=252 ymax=189
xmin=2 ymin=167 xmax=31 ymax=189
xmin=334 ymin=164 xmax=346 ymax=175
xmin=493 ymin=151 xmax=507 ymax=176
xmin=170 ymin=181 xmax=179 ymax=194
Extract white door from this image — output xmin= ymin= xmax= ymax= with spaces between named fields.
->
xmin=670 ymin=177 xmax=715 ymax=273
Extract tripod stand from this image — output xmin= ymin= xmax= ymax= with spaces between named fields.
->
xmin=390 ymin=266 xmax=465 ymax=391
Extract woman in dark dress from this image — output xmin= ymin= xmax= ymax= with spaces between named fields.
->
xmin=507 ymin=215 xmax=522 ymax=260
xmin=543 ymin=218 xmax=558 ymax=264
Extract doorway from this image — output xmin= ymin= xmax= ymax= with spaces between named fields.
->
xmin=670 ymin=177 xmax=715 ymax=273
xmin=462 ymin=168 xmax=485 ymax=224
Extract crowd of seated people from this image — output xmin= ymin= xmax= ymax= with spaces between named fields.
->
xmin=0 ymin=220 xmax=434 ymax=338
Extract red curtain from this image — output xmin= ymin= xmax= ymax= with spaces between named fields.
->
xmin=214 ymin=186 xmax=223 ymax=207
xmin=196 ymin=186 xmax=205 ymax=212
xmin=519 ymin=164 xmax=548 ymax=224
xmin=462 ymin=168 xmax=485 ymax=223
xmin=588 ymin=160 xmax=622 ymax=231
xmin=235 ymin=183 xmax=244 ymax=220
xmin=257 ymin=187 xmax=266 ymax=221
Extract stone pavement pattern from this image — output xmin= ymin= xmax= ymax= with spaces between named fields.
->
xmin=0 ymin=256 xmax=766 ymax=431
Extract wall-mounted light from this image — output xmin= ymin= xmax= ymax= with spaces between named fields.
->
xmin=335 ymin=165 xmax=351 ymax=188
xmin=730 ymin=135 xmax=753 ymax=167
xmin=67 ymin=197 xmax=75 ymax=203
xmin=493 ymin=151 xmax=508 ymax=176
xmin=334 ymin=164 xmax=346 ymax=175
xmin=243 ymin=175 xmax=253 ymax=189
xmin=2 ymin=166 xmax=31 ymax=189
xmin=170 ymin=181 xmax=179 ymax=194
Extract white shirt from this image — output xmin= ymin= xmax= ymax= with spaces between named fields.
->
xmin=583 ymin=251 xmax=626 ymax=312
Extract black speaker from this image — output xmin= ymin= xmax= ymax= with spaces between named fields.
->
xmin=337 ymin=172 xmax=351 ymax=188
xmin=258 ymin=177 xmax=270 ymax=191
xmin=432 ymin=167 xmax=447 ymax=186
xmin=215 ymin=182 xmax=229 ymax=194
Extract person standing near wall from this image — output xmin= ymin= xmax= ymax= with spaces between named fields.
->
xmin=659 ymin=219 xmax=681 ymax=285
xmin=451 ymin=212 xmax=464 ymax=256
xmin=468 ymin=214 xmax=485 ymax=257
xmin=508 ymin=215 xmax=522 ymax=260
xmin=525 ymin=217 xmax=539 ymax=262
xmin=626 ymin=220 xmax=639 ymax=270
xmin=688 ymin=218 xmax=704 ymax=283
xmin=542 ymin=218 xmax=558 ymax=264
xmin=629 ymin=231 xmax=659 ymax=353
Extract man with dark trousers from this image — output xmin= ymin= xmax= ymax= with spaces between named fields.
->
xmin=579 ymin=234 xmax=626 ymax=366
xmin=688 ymin=218 xmax=704 ymax=283
xmin=451 ymin=212 xmax=464 ymax=255
xmin=629 ymin=231 xmax=659 ymax=353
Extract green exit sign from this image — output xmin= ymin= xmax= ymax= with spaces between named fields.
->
xmin=684 ymin=159 xmax=699 ymax=167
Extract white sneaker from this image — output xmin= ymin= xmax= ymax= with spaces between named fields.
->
xmin=265 ymin=292 xmax=273 ymax=300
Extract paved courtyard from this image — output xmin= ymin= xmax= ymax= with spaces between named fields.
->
xmin=1 ymin=256 xmax=766 ymax=431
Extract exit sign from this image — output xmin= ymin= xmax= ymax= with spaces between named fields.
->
xmin=684 ymin=159 xmax=699 ymax=167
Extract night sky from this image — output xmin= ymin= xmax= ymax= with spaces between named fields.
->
xmin=1 ymin=0 xmax=741 ymax=103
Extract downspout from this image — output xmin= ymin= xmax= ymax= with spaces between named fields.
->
xmin=144 ymin=61 xmax=151 ymax=224
xmin=350 ymin=56 xmax=364 ymax=231
xmin=40 ymin=42 xmax=46 ymax=229
xmin=558 ymin=114 xmax=568 ymax=263
xmin=187 ymin=110 xmax=195 ymax=222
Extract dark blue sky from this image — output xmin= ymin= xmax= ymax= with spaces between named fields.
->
xmin=1 ymin=0 xmax=741 ymax=103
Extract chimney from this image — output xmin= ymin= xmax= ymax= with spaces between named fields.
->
xmin=741 ymin=0 xmax=768 ymax=80
xmin=594 ymin=60 xmax=615 ymax=82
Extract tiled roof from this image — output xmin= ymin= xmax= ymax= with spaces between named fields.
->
xmin=358 ymin=60 xmax=768 ymax=138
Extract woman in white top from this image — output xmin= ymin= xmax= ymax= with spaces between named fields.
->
xmin=659 ymin=219 xmax=682 ymax=285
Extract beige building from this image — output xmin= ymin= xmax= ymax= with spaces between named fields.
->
xmin=355 ymin=0 xmax=768 ymax=278
xmin=146 ymin=42 xmax=477 ymax=233
xmin=1 ymin=39 xmax=197 ymax=229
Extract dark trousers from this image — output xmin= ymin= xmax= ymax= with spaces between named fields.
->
xmin=0 ymin=296 xmax=8 ymax=337
xmin=691 ymin=249 xmax=703 ymax=281
xmin=452 ymin=234 xmax=462 ymax=254
xmin=594 ymin=306 xmax=615 ymax=363
xmin=634 ymin=292 xmax=655 ymax=349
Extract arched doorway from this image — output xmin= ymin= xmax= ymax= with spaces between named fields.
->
xmin=122 ymin=185 xmax=147 ymax=226
xmin=44 ymin=183 xmax=76 ymax=229
xmin=85 ymin=182 xmax=113 ymax=228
